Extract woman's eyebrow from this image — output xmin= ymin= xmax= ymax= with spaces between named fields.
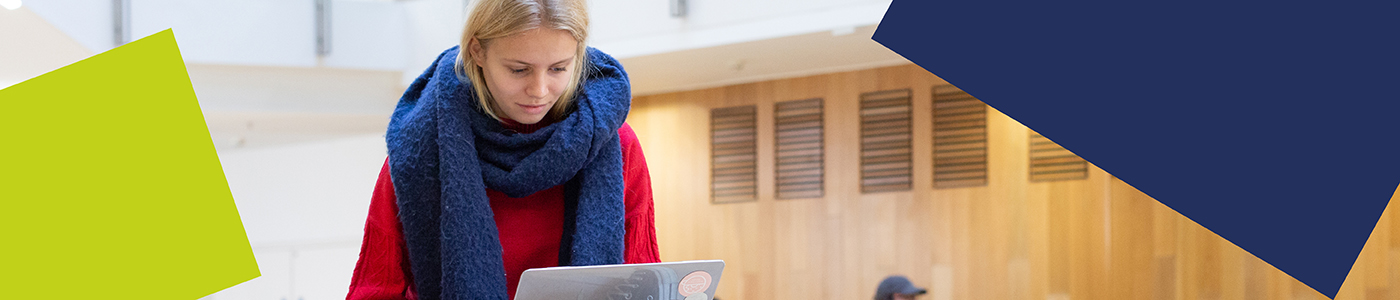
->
xmin=504 ymin=57 xmax=575 ymax=66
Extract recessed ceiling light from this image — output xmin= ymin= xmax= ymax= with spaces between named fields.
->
xmin=1 ymin=0 xmax=22 ymax=10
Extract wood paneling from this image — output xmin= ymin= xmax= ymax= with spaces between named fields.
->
xmin=629 ymin=64 xmax=1398 ymax=300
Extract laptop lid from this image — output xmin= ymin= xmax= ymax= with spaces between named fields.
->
xmin=514 ymin=260 xmax=725 ymax=300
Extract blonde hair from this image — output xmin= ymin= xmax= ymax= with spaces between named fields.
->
xmin=456 ymin=0 xmax=590 ymax=122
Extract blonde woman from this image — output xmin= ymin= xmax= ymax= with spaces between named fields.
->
xmin=346 ymin=0 xmax=660 ymax=299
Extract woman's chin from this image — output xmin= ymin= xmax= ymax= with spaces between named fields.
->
xmin=511 ymin=114 xmax=547 ymax=124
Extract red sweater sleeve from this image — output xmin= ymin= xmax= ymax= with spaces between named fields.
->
xmin=346 ymin=123 xmax=660 ymax=299
xmin=346 ymin=159 xmax=416 ymax=300
xmin=619 ymin=123 xmax=662 ymax=264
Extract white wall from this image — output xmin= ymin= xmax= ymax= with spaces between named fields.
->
xmin=0 ymin=6 xmax=93 ymax=85
xmin=321 ymin=0 xmax=411 ymax=71
xmin=207 ymin=134 xmax=387 ymax=300
xmin=132 ymin=0 xmax=320 ymax=67
xmin=16 ymin=0 xmax=115 ymax=52
xmin=397 ymin=0 xmax=468 ymax=86
xmin=185 ymin=64 xmax=403 ymax=114
xmin=26 ymin=0 xmax=439 ymax=71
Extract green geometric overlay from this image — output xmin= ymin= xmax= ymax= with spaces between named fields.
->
xmin=0 ymin=30 xmax=259 ymax=299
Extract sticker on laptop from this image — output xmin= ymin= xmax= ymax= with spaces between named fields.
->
xmin=678 ymin=270 xmax=712 ymax=297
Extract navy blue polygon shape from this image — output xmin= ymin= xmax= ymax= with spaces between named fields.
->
xmin=873 ymin=0 xmax=1400 ymax=298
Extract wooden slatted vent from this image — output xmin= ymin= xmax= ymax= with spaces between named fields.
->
xmin=774 ymin=98 xmax=824 ymax=199
xmin=859 ymin=89 xmax=913 ymax=193
xmin=711 ymin=105 xmax=758 ymax=203
xmin=932 ymin=85 xmax=989 ymax=188
xmin=1029 ymin=130 xmax=1088 ymax=181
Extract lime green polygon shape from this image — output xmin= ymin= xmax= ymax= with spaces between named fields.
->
xmin=0 ymin=29 xmax=259 ymax=299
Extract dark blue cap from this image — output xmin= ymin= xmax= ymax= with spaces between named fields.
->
xmin=874 ymin=275 xmax=927 ymax=300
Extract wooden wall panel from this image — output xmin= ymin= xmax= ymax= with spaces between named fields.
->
xmin=629 ymin=64 xmax=1398 ymax=300
xmin=1029 ymin=131 xmax=1088 ymax=181
xmin=859 ymin=89 xmax=914 ymax=193
xmin=774 ymin=98 xmax=824 ymax=199
xmin=931 ymin=85 xmax=988 ymax=188
xmin=711 ymin=105 xmax=758 ymax=203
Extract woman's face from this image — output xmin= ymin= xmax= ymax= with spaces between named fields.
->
xmin=470 ymin=28 xmax=578 ymax=124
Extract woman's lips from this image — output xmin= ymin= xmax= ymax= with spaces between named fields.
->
xmin=518 ymin=103 xmax=548 ymax=115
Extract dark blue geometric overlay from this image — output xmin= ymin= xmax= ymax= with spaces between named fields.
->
xmin=873 ymin=0 xmax=1399 ymax=298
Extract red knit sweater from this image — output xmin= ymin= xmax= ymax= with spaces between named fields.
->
xmin=346 ymin=122 xmax=661 ymax=300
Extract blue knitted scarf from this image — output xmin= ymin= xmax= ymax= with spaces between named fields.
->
xmin=385 ymin=46 xmax=631 ymax=300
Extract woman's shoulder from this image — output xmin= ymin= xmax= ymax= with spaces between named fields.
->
xmin=618 ymin=123 xmax=638 ymax=142
xmin=618 ymin=122 xmax=642 ymax=152
xmin=617 ymin=123 xmax=646 ymax=161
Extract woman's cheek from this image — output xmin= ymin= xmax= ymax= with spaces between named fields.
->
xmin=550 ymin=77 xmax=567 ymax=98
xmin=494 ymin=74 xmax=523 ymax=102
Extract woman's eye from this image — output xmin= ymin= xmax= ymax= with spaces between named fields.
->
xmin=510 ymin=68 xmax=528 ymax=74
xmin=550 ymin=67 xmax=567 ymax=72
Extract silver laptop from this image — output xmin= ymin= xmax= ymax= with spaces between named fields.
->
xmin=514 ymin=260 xmax=725 ymax=300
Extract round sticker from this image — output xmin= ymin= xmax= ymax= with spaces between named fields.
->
xmin=678 ymin=270 xmax=712 ymax=297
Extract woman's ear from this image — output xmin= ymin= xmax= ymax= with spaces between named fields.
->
xmin=468 ymin=38 xmax=486 ymax=68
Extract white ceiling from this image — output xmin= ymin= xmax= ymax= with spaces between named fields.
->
xmin=622 ymin=24 xmax=907 ymax=96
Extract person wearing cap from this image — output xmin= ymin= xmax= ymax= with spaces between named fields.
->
xmin=875 ymin=275 xmax=928 ymax=300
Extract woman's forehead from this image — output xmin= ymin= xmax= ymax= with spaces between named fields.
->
xmin=487 ymin=28 xmax=577 ymax=65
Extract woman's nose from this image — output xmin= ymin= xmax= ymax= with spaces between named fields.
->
xmin=525 ymin=73 xmax=549 ymax=99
